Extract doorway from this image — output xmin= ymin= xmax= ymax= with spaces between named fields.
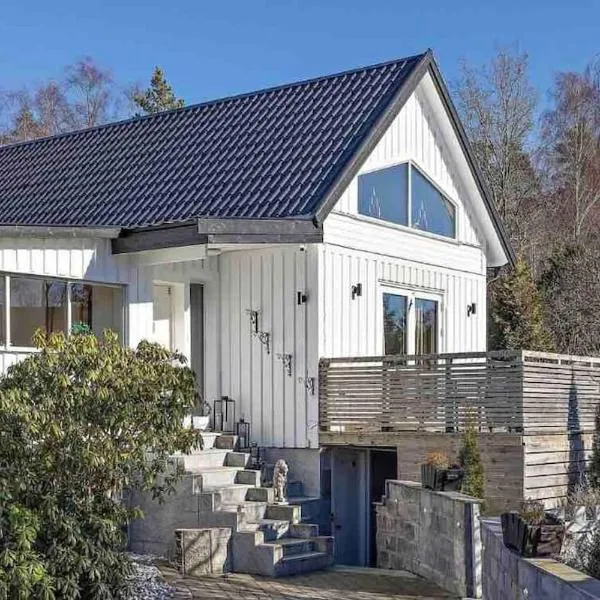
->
xmin=190 ymin=283 xmax=205 ymax=403
xmin=369 ymin=449 xmax=397 ymax=566
xmin=330 ymin=446 xmax=397 ymax=566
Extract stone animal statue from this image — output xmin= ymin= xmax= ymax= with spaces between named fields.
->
xmin=272 ymin=459 xmax=289 ymax=504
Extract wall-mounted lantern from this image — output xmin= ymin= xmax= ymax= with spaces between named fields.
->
xmin=214 ymin=396 xmax=236 ymax=432
xmin=297 ymin=291 xmax=308 ymax=305
xmin=467 ymin=303 xmax=476 ymax=317
xmin=351 ymin=283 xmax=362 ymax=300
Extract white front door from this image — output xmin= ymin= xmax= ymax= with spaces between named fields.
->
xmin=152 ymin=284 xmax=173 ymax=349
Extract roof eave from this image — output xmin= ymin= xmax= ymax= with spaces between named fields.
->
xmin=0 ymin=225 xmax=121 ymax=239
xmin=422 ymin=60 xmax=516 ymax=267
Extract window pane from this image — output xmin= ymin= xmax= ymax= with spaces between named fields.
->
xmin=411 ymin=167 xmax=455 ymax=238
xmin=71 ymin=283 xmax=123 ymax=338
xmin=415 ymin=298 xmax=438 ymax=355
xmin=358 ymin=164 xmax=408 ymax=225
xmin=10 ymin=277 xmax=67 ymax=346
xmin=383 ymin=293 xmax=407 ymax=355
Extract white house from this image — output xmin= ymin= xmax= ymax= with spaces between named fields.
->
xmin=0 ymin=50 xmax=512 ymax=565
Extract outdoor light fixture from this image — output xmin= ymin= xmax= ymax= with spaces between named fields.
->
xmin=249 ymin=442 xmax=261 ymax=470
xmin=467 ymin=303 xmax=476 ymax=317
xmin=213 ymin=396 xmax=236 ymax=432
xmin=297 ymin=291 xmax=308 ymax=305
xmin=246 ymin=309 xmax=260 ymax=334
xmin=351 ymin=283 xmax=362 ymax=299
xmin=235 ymin=418 xmax=251 ymax=451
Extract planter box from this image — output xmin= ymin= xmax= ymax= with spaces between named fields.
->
xmin=501 ymin=511 xmax=565 ymax=557
xmin=421 ymin=464 xmax=464 ymax=492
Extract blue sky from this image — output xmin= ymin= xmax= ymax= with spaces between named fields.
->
xmin=0 ymin=0 xmax=598 ymax=109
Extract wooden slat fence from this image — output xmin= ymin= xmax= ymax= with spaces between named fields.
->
xmin=319 ymin=350 xmax=600 ymax=434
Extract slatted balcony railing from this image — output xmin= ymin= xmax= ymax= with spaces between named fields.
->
xmin=319 ymin=350 xmax=600 ymax=434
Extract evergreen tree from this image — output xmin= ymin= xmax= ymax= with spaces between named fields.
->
xmin=589 ymin=404 xmax=600 ymax=489
xmin=489 ymin=257 xmax=555 ymax=351
xmin=133 ymin=66 xmax=185 ymax=114
xmin=459 ymin=420 xmax=485 ymax=500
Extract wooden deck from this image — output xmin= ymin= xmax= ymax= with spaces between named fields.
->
xmin=319 ymin=350 xmax=600 ymax=434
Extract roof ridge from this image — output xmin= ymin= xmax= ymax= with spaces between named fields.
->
xmin=0 ymin=51 xmax=429 ymax=152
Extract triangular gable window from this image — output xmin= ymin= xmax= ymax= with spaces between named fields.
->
xmin=358 ymin=162 xmax=456 ymax=239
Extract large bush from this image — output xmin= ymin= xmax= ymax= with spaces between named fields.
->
xmin=0 ymin=330 xmax=199 ymax=599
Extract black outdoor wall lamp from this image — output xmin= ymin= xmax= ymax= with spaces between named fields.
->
xmin=351 ymin=283 xmax=362 ymax=300
xmin=467 ymin=302 xmax=476 ymax=317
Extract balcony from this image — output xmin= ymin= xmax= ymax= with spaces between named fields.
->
xmin=319 ymin=350 xmax=600 ymax=437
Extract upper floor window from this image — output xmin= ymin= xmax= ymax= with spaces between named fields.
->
xmin=358 ymin=162 xmax=456 ymax=239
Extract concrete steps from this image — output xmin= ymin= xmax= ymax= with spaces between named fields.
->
xmin=131 ymin=430 xmax=333 ymax=577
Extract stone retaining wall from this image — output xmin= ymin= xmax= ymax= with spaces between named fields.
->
xmin=375 ymin=480 xmax=482 ymax=598
xmin=482 ymin=518 xmax=600 ymax=600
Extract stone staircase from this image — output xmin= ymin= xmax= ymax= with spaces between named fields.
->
xmin=129 ymin=431 xmax=333 ymax=577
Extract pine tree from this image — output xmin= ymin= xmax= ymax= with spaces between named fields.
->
xmin=489 ymin=257 xmax=555 ymax=351
xmin=589 ymin=405 xmax=600 ymax=489
xmin=132 ymin=66 xmax=185 ymax=114
xmin=459 ymin=420 xmax=485 ymax=500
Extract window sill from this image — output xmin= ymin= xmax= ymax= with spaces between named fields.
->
xmin=0 ymin=346 xmax=40 ymax=353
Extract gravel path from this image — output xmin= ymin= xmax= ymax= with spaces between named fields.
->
xmin=127 ymin=554 xmax=176 ymax=599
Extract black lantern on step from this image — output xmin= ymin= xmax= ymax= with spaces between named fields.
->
xmin=235 ymin=418 xmax=251 ymax=451
xmin=249 ymin=442 xmax=260 ymax=470
xmin=213 ymin=396 xmax=235 ymax=433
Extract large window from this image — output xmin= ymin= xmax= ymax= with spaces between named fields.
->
xmin=71 ymin=283 xmax=124 ymax=338
xmin=0 ymin=274 xmax=124 ymax=348
xmin=358 ymin=162 xmax=456 ymax=239
xmin=383 ymin=290 xmax=440 ymax=355
xmin=10 ymin=277 xmax=67 ymax=347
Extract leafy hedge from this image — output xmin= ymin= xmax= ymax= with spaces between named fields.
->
xmin=0 ymin=330 xmax=199 ymax=599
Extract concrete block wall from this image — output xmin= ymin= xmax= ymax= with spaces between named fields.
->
xmin=376 ymin=480 xmax=482 ymax=598
xmin=175 ymin=528 xmax=232 ymax=576
xmin=482 ymin=518 xmax=600 ymax=600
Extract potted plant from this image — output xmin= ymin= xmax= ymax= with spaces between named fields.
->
xmin=501 ymin=499 xmax=565 ymax=557
xmin=421 ymin=451 xmax=464 ymax=492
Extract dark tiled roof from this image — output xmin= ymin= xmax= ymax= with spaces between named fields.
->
xmin=0 ymin=53 xmax=426 ymax=229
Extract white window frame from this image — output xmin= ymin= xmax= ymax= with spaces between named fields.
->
xmin=356 ymin=159 xmax=458 ymax=241
xmin=0 ymin=272 xmax=126 ymax=351
xmin=380 ymin=284 xmax=444 ymax=355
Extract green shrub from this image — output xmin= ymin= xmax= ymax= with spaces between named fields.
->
xmin=0 ymin=330 xmax=199 ymax=599
xmin=459 ymin=421 xmax=485 ymax=500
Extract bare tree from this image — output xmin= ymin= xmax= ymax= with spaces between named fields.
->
xmin=540 ymin=59 xmax=600 ymax=241
xmin=0 ymin=57 xmax=125 ymax=144
xmin=64 ymin=58 xmax=117 ymax=129
xmin=454 ymin=49 xmax=542 ymax=263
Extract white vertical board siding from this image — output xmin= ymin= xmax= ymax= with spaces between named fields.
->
xmin=219 ymin=246 xmax=317 ymax=448
xmin=321 ymin=78 xmax=490 ymax=359
xmin=318 ymin=244 xmax=486 ymax=358
xmin=333 ymin=85 xmax=482 ymax=248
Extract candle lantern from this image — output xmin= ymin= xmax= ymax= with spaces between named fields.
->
xmin=235 ymin=418 xmax=251 ymax=450
xmin=249 ymin=442 xmax=260 ymax=470
xmin=213 ymin=396 xmax=235 ymax=432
